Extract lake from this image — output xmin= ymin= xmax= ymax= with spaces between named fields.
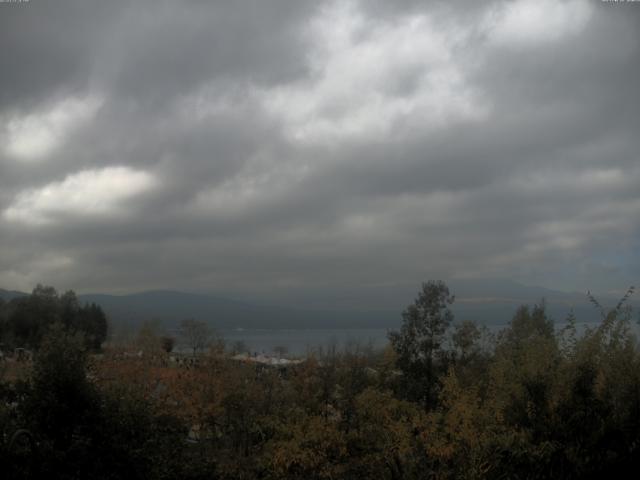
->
xmin=217 ymin=320 xmax=614 ymax=356
xmin=219 ymin=328 xmax=390 ymax=355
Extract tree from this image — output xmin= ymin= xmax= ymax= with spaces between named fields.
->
xmin=9 ymin=285 xmax=60 ymax=347
xmin=59 ymin=290 xmax=80 ymax=329
xmin=16 ymin=323 xmax=191 ymax=479
xmin=0 ymin=297 xmax=7 ymax=344
xmin=2 ymin=287 xmax=108 ymax=351
xmin=136 ymin=319 xmax=164 ymax=354
xmin=160 ymin=336 xmax=175 ymax=353
xmin=179 ymin=318 xmax=212 ymax=356
xmin=20 ymin=324 xmax=98 ymax=452
xmin=388 ymin=280 xmax=454 ymax=409
xmin=452 ymin=320 xmax=481 ymax=362
xmin=497 ymin=301 xmax=554 ymax=352
xmin=230 ymin=340 xmax=248 ymax=355
xmin=273 ymin=345 xmax=288 ymax=358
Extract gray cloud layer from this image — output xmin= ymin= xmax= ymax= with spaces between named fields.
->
xmin=1 ymin=0 xmax=639 ymax=308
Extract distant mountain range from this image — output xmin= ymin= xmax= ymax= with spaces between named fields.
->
xmin=0 ymin=288 xmax=28 ymax=301
xmin=1 ymin=281 xmax=635 ymax=330
xmin=77 ymin=290 xmax=392 ymax=330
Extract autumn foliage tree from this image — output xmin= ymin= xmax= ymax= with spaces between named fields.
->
xmin=180 ymin=318 xmax=212 ymax=356
xmin=3 ymin=282 xmax=640 ymax=479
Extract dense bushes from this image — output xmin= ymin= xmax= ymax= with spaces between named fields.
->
xmin=1 ymin=283 xmax=639 ymax=478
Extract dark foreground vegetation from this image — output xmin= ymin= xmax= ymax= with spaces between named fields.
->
xmin=1 ymin=282 xmax=639 ymax=479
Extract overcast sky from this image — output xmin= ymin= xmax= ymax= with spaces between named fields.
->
xmin=1 ymin=0 xmax=638 ymax=308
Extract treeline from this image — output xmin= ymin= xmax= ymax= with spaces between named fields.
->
xmin=1 ymin=282 xmax=639 ymax=479
xmin=0 ymin=285 xmax=108 ymax=351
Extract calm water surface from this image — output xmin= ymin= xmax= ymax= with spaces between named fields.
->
xmin=218 ymin=321 xmax=615 ymax=356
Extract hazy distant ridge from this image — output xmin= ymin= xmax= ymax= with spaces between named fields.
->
xmin=2 ymin=281 xmax=631 ymax=330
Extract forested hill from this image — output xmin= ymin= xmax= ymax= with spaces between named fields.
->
xmin=2 ymin=281 xmax=626 ymax=329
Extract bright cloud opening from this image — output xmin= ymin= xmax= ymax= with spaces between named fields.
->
xmin=3 ymin=166 xmax=157 ymax=226
xmin=260 ymin=0 xmax=487 ymax=144
xmin=483 ymin=0 xmax=593 ymax=46
xmin=3 ymin=94 xmax=103 ymax=161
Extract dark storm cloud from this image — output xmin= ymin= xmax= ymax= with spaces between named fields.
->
xmin=100 ymin=2 xmax=316 ymax=102
xmin=1 ymin=0 xmax=639 ymax=307
xmin=0 ymin=0 xmax=316 ymax=107
xmin=0 ymin=0 xmax=124 ymax=110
